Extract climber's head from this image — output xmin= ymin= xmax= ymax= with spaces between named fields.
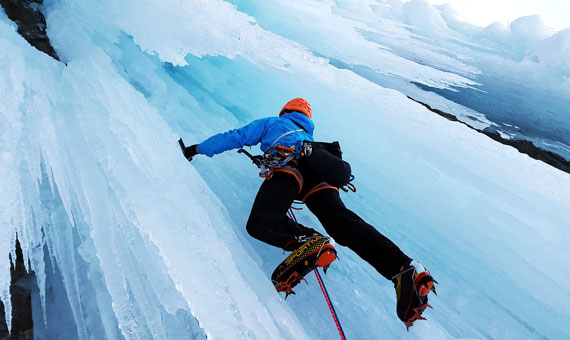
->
xmin=279 ymin=98 xmax=312 ymax=119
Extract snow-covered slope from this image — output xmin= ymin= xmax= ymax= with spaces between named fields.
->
xmin=1 ymin=0 xmax=569 ymax=339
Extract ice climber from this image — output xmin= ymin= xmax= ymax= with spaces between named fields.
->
xmin=180 ymin=98 xmax=437 ymax=328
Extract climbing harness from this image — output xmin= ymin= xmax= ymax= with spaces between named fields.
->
xmin=237 ymin=128 xmax=304 ymax=178
xmin=341 ymin=175 xmax=357 ymax=193
xmin=237 ymin=139 xmax=357 ymax=193
xmin=267 ymin=129 xmax=304 ymax=153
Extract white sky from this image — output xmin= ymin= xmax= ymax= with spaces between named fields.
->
xmin=426 ymin=0 xmax=570 ymax=30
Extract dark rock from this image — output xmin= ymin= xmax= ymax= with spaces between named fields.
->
xmin=407 ymin=96 xmax=570 ymax=174
xmin=1 ymin=0 xmax=60 ymax=61
xmin=481 ymin=130 xmax=570 ymax=173
xmin=0 ymin=300 xmax=8 ymax=339
xmin=0 ymin=238 xmax=35 ymax=340
xmin=9 ymin=287 xmax=33 ymax=340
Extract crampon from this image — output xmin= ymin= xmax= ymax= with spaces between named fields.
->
xmin=393 ymin=260 xmax=438 ymax=329
xmin=405 ymin=303 xmax=433 ymax=329
xmin=272 ymin=237 xmax=337 ymax=297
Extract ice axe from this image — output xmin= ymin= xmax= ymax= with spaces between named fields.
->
xmin=178 ymin=138 xmax=195 ymax=161
xmin=237 ymin=148 xmax=264 ymax=168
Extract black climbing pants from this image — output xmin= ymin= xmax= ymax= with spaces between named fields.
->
xmin=246 ymin=148 xmax=411 ymax=280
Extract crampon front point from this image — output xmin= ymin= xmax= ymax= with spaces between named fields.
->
xmin=405 ymin=303 xmax=433 ymax=329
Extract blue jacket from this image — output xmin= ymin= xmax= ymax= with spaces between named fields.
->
xmin=198 ymin=112 xmax=314 ymax=157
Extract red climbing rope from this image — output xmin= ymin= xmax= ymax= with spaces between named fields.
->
xmin=314 ymin=268 xmax=346 ymax=340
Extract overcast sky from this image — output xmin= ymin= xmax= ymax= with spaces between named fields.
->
xmin=426 ymin=0 xmax=570 ymax=30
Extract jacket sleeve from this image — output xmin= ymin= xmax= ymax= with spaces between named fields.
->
xmin=197 ymin=118 xmax=269 ymax=157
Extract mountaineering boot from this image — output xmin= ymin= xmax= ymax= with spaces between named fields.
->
xmin=392 ymin=260 xmax=437 ymax=329
xmin=282 ymin=230 xmax=321 ymax=251
xmin=272 ymin=235 xmax=337 ymax=297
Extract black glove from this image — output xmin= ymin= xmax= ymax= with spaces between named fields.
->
xmin=183 ymin=144 xmax=199 ymax=161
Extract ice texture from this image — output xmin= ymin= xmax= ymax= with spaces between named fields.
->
xmin=402 ymin=0 xmax=451 ymax=36
xmin=1 ymin=0 xmax=570 ymax=339
xmin=508 ymin=15 xmax=551 ymax=53
xmin=529 ymin=28 xmax=570 ymax=75
xmin=227 ymin=0 xmax=570 ymax=160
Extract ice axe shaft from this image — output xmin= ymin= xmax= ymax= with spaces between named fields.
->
xmin=237 ymin=148 xmax=255 ymax=159
xmin=238 ymin=148 xmax=264 ymax=167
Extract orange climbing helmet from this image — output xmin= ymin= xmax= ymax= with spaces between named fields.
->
xmin=279 ymin=98 xmax=312 ymax=119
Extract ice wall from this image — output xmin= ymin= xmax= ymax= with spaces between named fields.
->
xmin=165 ymin=53 xmax=570 ymax=340
xmin=1 ymin=0 xmax=570 ymax=339
xmin=1 ymin=3 xmax=311 ymax=338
